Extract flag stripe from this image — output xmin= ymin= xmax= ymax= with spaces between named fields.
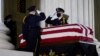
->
xmin=43 ymin=24 xmax=80 ymax=29
xmin=41 ymin=36 xmax=93 ymax=45
xmin=42 ymin=28 xmax=82 ymax=35
xmin=41 ymin=32 xmax=84 ymax=39
xmin=42 ymin=24 xmax=81 ymax=32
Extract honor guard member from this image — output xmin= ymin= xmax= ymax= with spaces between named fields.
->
xmin=22 ymin=6 xmax=46 ymax=56
xmin=45 ymin=8 xmax=69 ymax=27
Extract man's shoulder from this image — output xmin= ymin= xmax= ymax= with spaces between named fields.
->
xmin=63 ymin=14 xmax=69 ymax=19
xmin=26 ymin=14 xmax=36 ymax=19
xmin=63 ymin=14 xmax=69 ymax=17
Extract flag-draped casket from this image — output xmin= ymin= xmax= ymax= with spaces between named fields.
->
xmin=19 ymin=24 xmax=94 ymax=52
xmin=41 ymin=24 xmax=94 ymax=46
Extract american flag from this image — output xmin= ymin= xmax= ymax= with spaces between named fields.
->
xmin=19 ymin=24 xmax=94 ymax=48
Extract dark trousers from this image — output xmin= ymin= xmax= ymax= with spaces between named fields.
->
xmin=23 ymin=29 xmax=41 ymax=56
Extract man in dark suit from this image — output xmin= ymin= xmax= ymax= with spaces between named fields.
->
xmin=4 ymin=15 xmax=17 ymax=47
xmin=22 ymin=6 xmax=46 ymax=56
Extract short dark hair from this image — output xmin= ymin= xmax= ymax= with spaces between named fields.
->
xmin=5 ymin=15 xmax=12 ymax=20
xmin=27 ymin=6 xmax=36 ymax=12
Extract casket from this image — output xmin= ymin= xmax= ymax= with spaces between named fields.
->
xmin=19 ymin=24 xmax=94 ymax=48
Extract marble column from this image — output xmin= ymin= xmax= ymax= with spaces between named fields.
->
xmin=0 ymin=0 xmax=3 ymax=23
xmin=0 ymin=0 xmax=14 ymax=49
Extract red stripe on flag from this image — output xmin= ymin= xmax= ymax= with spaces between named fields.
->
xmin=41 ymin=28 xmax=82 ymax=35
xmin=87 ymin=27 xmax=93 ymax=35
xmin=80 ymin=25 xmax=88 ymax=36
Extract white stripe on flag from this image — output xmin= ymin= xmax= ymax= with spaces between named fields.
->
xmin=43 ymin=26 xmax=81 ymax=32
xmin=41 ymin=32 xmax=84 ymax=39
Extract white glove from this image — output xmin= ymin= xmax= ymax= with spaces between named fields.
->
xmin=50 ymin=13 xmax=58 ymax=20
xmin=36 ymin=10 xmax=41 ymax=14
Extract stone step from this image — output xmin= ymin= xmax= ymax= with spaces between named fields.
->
xmin=0 ymin=49 xmax=33 ymax=56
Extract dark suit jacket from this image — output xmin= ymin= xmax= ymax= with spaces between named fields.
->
xmin=22 ymin=12 xmax=46 ymax=38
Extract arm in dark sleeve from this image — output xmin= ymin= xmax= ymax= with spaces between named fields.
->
xmin=45 ymin=16 xmax=52 ymax=24
xmin=39 ymin=12 xmax=46 ymax=20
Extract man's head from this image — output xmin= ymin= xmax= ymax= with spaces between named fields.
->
xmin=27 ymin=6 xmax=36 ymax=12
xmin=27 ymin=6 xmax=37 ymax=15
xmin=56 ymin=8 xmax=65 ymax=17
xmin=5 ymin=15 xmax=12 ymax=20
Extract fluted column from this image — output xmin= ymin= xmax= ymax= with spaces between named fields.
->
xmin=0 ymin=0 xmax=3 ymax=23
xmin=40 ymin=0 xmax=94 ymax=30
xmin=0 ymin=0 xmax=14 ymax=49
